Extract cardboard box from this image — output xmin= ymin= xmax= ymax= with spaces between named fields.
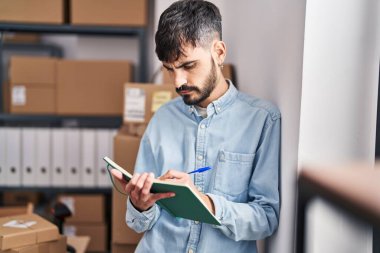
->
xmin=0 ymin=0 xmax=64 ymax=24
xmin=66 ymin=236 xmax=90 ymax=253
xmin=57 ymin=60 xmax=132 ymax=115
xmin=0 ymin=204 xmax=33 ymax=218
xmin=64 ymin=223 xmax=106 ymax=252
xmin=1 ymin=235 xmax=67 ymax=253
xmin=3 ymin=34 xmax=40 ymax=44
xmin=9 ymin=56 xmax=57 ymax=114
xmin=57 ymin=195 xmax=105 ymax=223
xmin=112 ymin=132 xmax=143 ymax=244
xmin=112 ymin=243 xmax=137 ymax=253
xmin=119 ymin=123 xmax=147 ymax=138
xmin=71 ymin=0 xmax=147 ymax=27
xmin=10 ymin=57 xmax=57 ymax=86
xmin=10 ymin=86 xmax=55 ymax=114
xmin=38 ymin=235 xmax=66 ymax=253
xmin=113 ymin=132 xmax=141 ymax=174
xmin=162 ymin=63 xmax=236 ymax=85
xmin=0 ymin=214 xmax=59 ymax=251
xmin=0 ymin=244 xmax=39 ymax=253
xmin=1 ymin=235 xmax=66 ymax=253
xmin=2 ymin=82 xmax=10 ymax=113
xmin=123 ymin=83 xmax=176 ymax=124
xmin=2 ymin=192 xmax=40 ymax=207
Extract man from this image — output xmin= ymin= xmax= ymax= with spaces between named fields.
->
xmin=112 ymin=0 xmax=280 ymax=252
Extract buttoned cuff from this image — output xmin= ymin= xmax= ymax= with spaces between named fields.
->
xmin=206 ymin=193 xmax=224 ymax=226
xmin=126 ymin=197 xmax=157 ymax=222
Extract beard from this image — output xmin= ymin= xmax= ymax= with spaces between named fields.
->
xmin=176 ymin=57 xmax=217 ymax=106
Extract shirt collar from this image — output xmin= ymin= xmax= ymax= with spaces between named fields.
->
xmin=187 ymin=80 xmax=238 ymax=116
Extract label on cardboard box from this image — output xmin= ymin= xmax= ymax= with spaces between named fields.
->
xmin=124 ymin=88 xmax=145 ymax=122
xmin=152 ymin=91 xmax=172 ymax=112
xmin=12 ymin=86 xmax=26 ymax=106
xmin=3 ymin=220 xmax=37 ymax=229
xmin=0 ymin=214 xmax=59 ymax=251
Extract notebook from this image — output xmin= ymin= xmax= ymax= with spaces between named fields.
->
xmin=103 ymin=156 xmax=221 ymax=225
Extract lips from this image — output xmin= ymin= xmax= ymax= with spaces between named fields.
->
xmin=179 ymin=90 xmax=192 ymax=95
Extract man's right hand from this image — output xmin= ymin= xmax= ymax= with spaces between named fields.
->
xmin=111 ymin=169 xmax=175 ymax=212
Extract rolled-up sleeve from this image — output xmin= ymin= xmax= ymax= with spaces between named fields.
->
xmin=126 ymin=197 xmax=160 ymax=233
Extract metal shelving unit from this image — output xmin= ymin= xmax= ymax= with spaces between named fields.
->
xmin=0 ymin=22 xmax=145 ymax=253
xmin=0 ymin=114 xmax=122 ymax=128
xmin=0 ymin=22 xmax=147 ymax=127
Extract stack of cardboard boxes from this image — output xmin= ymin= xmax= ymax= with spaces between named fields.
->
xmin=0 ymin=205 xmax=66 ymax=253
xmin=0 ymin=0 xmax=148 ymax=27
xmin=111 ymin=82 xmax=177 ymax=252
xmin=59 ymin=194 xmax=107 ymax=253
xmin=8 ymin=56 xmax=132 ymax=116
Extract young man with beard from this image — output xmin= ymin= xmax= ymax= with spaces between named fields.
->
xmin=111 ymin=0 xmax=281 ymax=252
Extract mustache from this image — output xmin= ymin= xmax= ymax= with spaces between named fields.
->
xmin=176 ymin=84 xmax=200 ymax=93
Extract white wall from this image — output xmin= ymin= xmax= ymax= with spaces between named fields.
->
xmin=220 ymin=2 xmax=306 ymax=253
xmin=299 ymin=0 xmax=380 ymax=252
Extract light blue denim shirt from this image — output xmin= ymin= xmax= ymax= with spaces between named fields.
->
xmin=126 ymin=82 xmax=281 ymax=253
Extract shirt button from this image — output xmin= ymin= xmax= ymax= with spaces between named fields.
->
xmin=217 ymin=107 xmax=221 ymax=111
xmin=197 ymin=155 xmax=203 ymax=161
xmin=200 ymin=124 xmax=206 ymax=129
xmin=188 ymin=249 xmax=194 ymax=253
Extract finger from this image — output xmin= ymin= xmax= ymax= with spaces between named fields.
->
xmin=126 ymin=173 xmax=140 ymax=194
xmin=135 ymin=173 xmax=149 ymax=192
xmin=160 ymin=169 xmax=186 ymax=180
xmin=141 ymin=173 xmax=154 ymax=196
xmin=125 ymin=181 xmax=134 ymax=194
xmin=110 ymin=169 xmax=123 ymax=180
xmin=129 ymin=173 xmax=140 ymax=187
xmin=149 ymin=192 xmax=175 ymax=204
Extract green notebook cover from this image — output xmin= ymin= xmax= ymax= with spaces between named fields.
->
xmin=103 ymin=156 xmax=221 ymax=225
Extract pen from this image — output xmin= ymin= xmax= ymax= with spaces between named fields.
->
xmin=187 ymin=166 xmax=212 ymax=174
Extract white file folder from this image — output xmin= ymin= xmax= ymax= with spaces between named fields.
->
xmin=109 ymin=129 xmax=118 ymax=160
xmin=21 ymin=128 xmax=36 ymax=186
xmin=52 ymin=129 xmax=66 ymax=187
xmin=81 ymin=129 xmax=96 ymax=187
xmin=66 ymin=129 xmax=81 ymax=187
xmin=35 ymin=128 xmax=51 ymax=186
xmin=0 ymin=128 xmax=6 ymax=186
xmin=5 ymin=128 xmax=21 ymax=186
xmin=96 ymin=129 xmax=112 ymax=187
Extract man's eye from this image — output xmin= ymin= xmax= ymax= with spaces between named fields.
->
xmin=165 ymin=68 xmax=174 ymax=72
xmin=184 ymin=64 xmax=195 ymax=70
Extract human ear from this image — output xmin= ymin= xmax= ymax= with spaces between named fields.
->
xmin=212 ymin=40 xmax=226 ymax=66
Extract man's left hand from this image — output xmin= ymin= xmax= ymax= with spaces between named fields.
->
xmin=159 ymin=170 xmax=215 ymax=214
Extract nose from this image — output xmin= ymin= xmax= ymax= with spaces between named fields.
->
xmin=173 ymin=70 xmax=187 ymax=88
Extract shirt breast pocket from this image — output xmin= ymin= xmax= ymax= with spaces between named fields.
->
xmin=213 ymin=150 xmax=255 ymax=198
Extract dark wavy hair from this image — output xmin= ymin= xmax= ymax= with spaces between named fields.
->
xmin=155 ymin=0 xmax=222 ymax=63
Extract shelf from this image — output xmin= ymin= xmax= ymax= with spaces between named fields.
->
xmin=0 ymin=186 xmax=112 ymax=194
xmin=0 ymin=22 xmax=148 ymax=83
xmin=0 ymin=22 xmax=145 ymax=36
xmin=0 ymin=114 xmax=122 ymax=128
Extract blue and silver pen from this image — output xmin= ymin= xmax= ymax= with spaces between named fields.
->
xmin=187 ymin=166 xmax=212 ymax=174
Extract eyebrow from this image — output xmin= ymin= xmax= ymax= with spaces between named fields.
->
xmin=163 ymin=60 xmax=197 ymax=70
